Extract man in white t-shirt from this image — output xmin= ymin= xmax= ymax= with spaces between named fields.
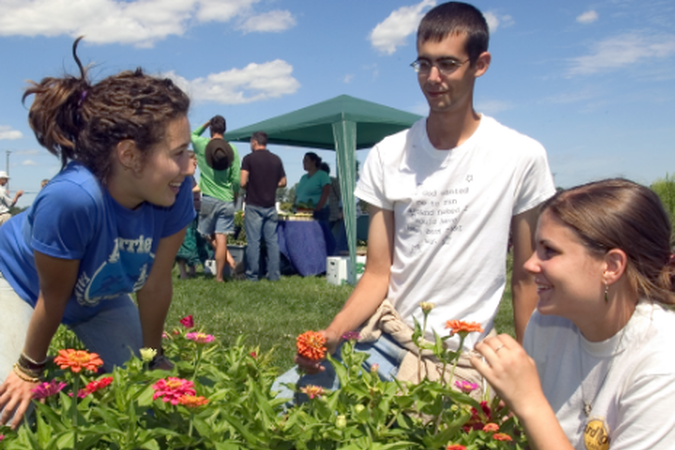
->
xmin=0 ymin=171 xmax=23 ymax=226
xmin=277 ymin=1 xmax=556 ymax=398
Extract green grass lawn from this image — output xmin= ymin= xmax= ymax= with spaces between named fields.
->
xmin=168 ymin=259 xmax=516 ymax=372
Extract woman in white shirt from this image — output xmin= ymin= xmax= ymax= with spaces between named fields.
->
xmin=472 ymin=178 xmax=675 ymax=450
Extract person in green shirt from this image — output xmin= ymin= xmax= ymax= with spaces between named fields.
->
xmin=191 ymin=115 xmax=240 ymax=282
xmin=295 ymin=152 xmax=331 ymax=222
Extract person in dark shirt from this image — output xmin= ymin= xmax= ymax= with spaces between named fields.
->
xmin=240 ymin=131 xmax=287 ymax=281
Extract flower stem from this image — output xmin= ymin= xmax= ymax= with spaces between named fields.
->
xmin=71 ymin=375 xmax=80 ymax=448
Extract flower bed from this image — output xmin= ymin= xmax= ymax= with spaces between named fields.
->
xmin=0 ymin=310 xmax=527 ymax=449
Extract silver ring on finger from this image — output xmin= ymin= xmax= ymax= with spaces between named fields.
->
xmin=494 ymin=344 xmax=505 ymax=353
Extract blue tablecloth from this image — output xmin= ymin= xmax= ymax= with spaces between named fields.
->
xmin=277 ymin=220 xmax=335 ymax=276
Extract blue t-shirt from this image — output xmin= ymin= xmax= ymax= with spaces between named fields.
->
xmin=295 ymin=171 xmax=331 ymax=207
xmin=0 ymin=162 xmax=195 ymax=325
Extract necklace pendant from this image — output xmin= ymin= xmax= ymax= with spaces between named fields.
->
xmin=584 ymin=403 xmax=592 ymax=416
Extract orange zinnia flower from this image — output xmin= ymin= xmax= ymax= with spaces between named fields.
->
xmin=492 ymin=433 xmax=513 ymax=441
xmin=296 ymin=331 xmax=327 ymax=361
xmin=300 ymin=385 xmax=324 ymax=399
xmin=445 ymin=320 xmax=484 ymax=336
xmin=54 ymin=349 xmax=103 ymax=373
xmin=178 ymin=395 xmax=209 ymax=408
xmin=482 ymin=423 xmax=500 ymax=432
xmin=446 ymin=445 xmax=466 ymax=450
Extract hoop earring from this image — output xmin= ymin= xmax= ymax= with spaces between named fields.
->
xmin=604 ymin=283 xmax=609 ymax=303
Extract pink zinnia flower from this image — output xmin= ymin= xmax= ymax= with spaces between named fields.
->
xmin=180 ymin=315 xmax=194 ymax=328
xmin=250 ymin=351 xmax=257 ymax=359
xmin=300 ymin=385 xmax=324 ymax=399
xmin=342 ymin=331 xmax=360 ymax=341
xmin=32 ymin=380 xmax=67 ymax=399
xmin=455 ymin=380 xmax=479 ymax=393
xmin=185 ymin=332 xmax=215 ymax=344
xmin=152 ymin=377 xmax=196 ymax=405
xmin=0 ymin=434 xmax=4 ymax=442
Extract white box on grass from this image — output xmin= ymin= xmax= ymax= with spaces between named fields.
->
xmin=326 ymin=256 xmax=366 ymax=285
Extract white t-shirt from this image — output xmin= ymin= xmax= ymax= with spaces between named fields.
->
xmin=0 ymin=186 xmax=12 ymax=215
xmin=524 ymin=302 xmax=675 ymax=450
xmin=355 ymin=115 xmax=555 ymax=350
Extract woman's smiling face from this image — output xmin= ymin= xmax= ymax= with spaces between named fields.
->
xmin=524 ymin=210 xmax=607 ymax=324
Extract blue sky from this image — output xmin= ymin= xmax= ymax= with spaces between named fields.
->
xmin=1 ymin=0 xmax=674 ymax=207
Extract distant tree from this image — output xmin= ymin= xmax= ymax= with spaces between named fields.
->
xmin=650 ymin=173 xmax=675 ymax=232
xmin=276 ymin=186 xmax=287 ymax=202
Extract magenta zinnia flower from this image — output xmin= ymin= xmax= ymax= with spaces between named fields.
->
xmin=455 ymin=380 xmax=479 ymax=393
xmin=180 ymin=315 xmax=194 ymax=328
xmin=185 ymin=332 xmax=215 ymax=343
xmin=342 ymin=331 xmax=360 ymax=341
xmin=32 ymin=380 xmax=67 ymax=399
xmin=152 ymin=377 xmax=196 ymax=405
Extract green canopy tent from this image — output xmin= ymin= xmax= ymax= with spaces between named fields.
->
xmin=224 ymin=94 xmax=422 ymax=284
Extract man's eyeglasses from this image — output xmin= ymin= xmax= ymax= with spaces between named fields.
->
xmin=410 ymin=58 xmax=470 ymax=75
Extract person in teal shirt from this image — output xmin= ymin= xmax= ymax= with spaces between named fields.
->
xmin=295 ymin=152 xmax=331 ymax=222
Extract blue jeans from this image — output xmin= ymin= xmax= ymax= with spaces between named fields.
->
xmin=244 ymin=204 xmax=280 ymax=281
xmin=271 ymin=333 xmax=407 ymax=403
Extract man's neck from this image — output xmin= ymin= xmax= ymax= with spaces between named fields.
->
xmin=211 ymin=133 xmax=224 ymax=140
xmin=426 ymin=107 xmax=481 ymax=150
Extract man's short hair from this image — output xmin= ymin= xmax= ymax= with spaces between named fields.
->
xmin=210 ymin=115 xmax=226 ymax=136
xmin=251 ymin=131 xmax=268 ymax=147
xmin=417 ymin=2 xmax=489 ymax=65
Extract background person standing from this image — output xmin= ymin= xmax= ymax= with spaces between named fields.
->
xmin=240 ymin=131 xmax=286 ymax=281
xmin=191 ymin=115 xmax=240 ymax=283
xmin=0 ymin=171 xmax=23 ymax=225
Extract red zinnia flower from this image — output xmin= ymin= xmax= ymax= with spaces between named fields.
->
xmin=493 ymin=433 xmax=513 ymax=441
xmin=296 ymin=331 xmax=327 ymax=361
xmin=446 ymin=445 xmax=466 ymax=450
xmin=180 ymin=315 xmax=194 ymax=328
xmin=85 ymin=376 xmax=113 ymax=394
xmin=445 ymin=320 xmax=484 ymax=336
xmin=54 ymin=349 xmax=103 ymax=373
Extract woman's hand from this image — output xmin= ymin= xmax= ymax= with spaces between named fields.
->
xmin=471 ymin=334 xmax=547 ymax=418
xmin=294 ymin=329 xmax=340 ymax=375
xmin=0 ymin=370 xmax=39 ymax=429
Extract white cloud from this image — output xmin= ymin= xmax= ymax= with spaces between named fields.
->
xmin=483 ymin=11 xmax=514 ymax=33
xmin=166 ymin=59 xmax=300 ymax=105
xmin=369 ymin=0 xmax=436 ymax=55
xmin=475 ymin=99 xmax=513 ymax=114
xmin=343 ymin=74 xmax=354 ymax=84
xmin=0 ymin=125 xmax=22 ymax=140
xmin=576 ymin=10 xmax=599 ymax=24
xmin=568 ymin=32 xmax=675 ymax=76
xmin=237 ymin=10 xmax=296 ymax=33
xmin=21 ymin=159 xmax=37 ymax=166
xmin=0 ymin=0 xmax=287 ymax=47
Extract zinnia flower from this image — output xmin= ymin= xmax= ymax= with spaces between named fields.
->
xmin=445 ymin=320 xmax=484 ymax=336
xmin=341 ymin=331 xmax=360 ymax=341
xmin=446 ymin=445 xmax=466 ymax=450
xmin=493 ymin=433 xmax=513 ymax=441
xmin=483 ymin=423 xmax=500 ymax=432
xmin=250 ymin=351 xmax=257 ymax=359
xmin=336 ymin=415 xmax=347 ymax=429
xmin=455 ymin=380 xmax=479 ymax=393
xmin=296 ymin=331 xmax=327 ymax=361
xmin=185 ymin=332 xmax=215 ymax=344
xmin=85 ymin=377 xmax=113 ymax=394
xmin=32 ymin=380 xmax=67 ymax=399
xmin=180 ymin=315 xmax=194 ymax=328
xmin=178 ymin=395 xmax=209 ymax=408
xmin=0 ymin=435 xmax=4 ymax=442
xmin=300 ymin=385 xmax=324 ymax=399
xmin=370 ymin=363 xmax=379 ymax=374
xmin=54 ymin=349 xmax=103 ymax=373
xmin=140 ymin=348 xmax=157 ymax=362
xmin=152 ymin=377 xmax=196 ymax=405
xmin=419 ymin=302 xmax=436 ymax=313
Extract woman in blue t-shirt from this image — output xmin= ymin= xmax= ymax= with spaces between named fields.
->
xmin=0 ymin=38 xmax=195 ymax=428
xmin=295 ymin=152 xmax=331 ymax=222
